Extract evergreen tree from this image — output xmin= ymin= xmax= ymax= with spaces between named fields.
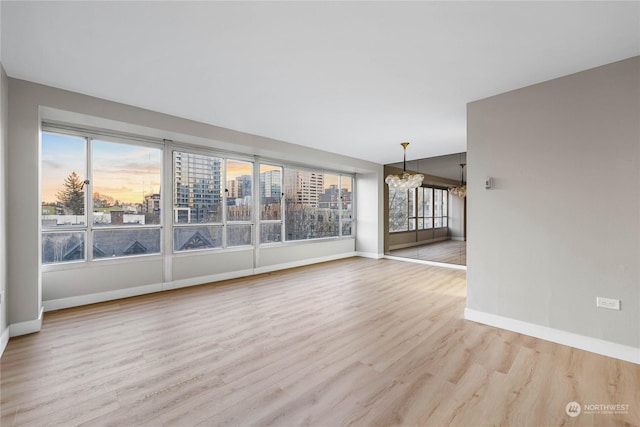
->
xmin=56 ymin=171 xmax=85 ymax=215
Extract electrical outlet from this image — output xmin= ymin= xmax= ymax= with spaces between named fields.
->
xmin=596 ymin=297 xmax=620 ymax=310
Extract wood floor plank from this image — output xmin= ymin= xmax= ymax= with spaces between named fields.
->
xmin=1 ymin=257 xmax=638 ymax=426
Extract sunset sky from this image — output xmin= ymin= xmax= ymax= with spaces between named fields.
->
xmin=42 ymin=132 xmax=161 ymax=205
xmin=42 ymin=132 xmax=254 ymax=206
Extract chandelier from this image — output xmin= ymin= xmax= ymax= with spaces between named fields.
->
xmin=449 ymin=163 xmax=466 ymax=198
xmin=385 ymin=142 xmax=424 ymax=189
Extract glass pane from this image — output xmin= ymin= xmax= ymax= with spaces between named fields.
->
xmin=41 ymin=132 xmax=87 ymax=227
xmin=341 ymin=221 xmax=353 ymax=237
xmin=443 ymin=190 xmax=448 ymax=217
xmin=92 ymin=140 xmax=162 ymax=226
xmin=340 ymin=176 xmax=353 ymax=221
xmin=93 ymin=228 xmax=161 ymax=259
xmin=174 ymin=225 xmax=222 ymax=252
xmin=42 ymin=231 xmax=85 ymax=264
xmin=408 ymin=189 xmax=416 ymax=231
xmin=388 ymin=187 xmax=408 ymax=232
xmin=434 ymin=189 xmax=443 ymax=218
xmin=284 ymin=169 xmax=339 ymax=241
xmin=228 ymin=224 xmax=252 ymax=247
xmin=417 ymin=187 xmax=424 ymax=218
xmin=226 ymin=160 xmax=253 ymax=222
xmin=260 ymin=164 xmax=282 ymax=221
xmin=418 ymin=218 xmax=424 ymax=230
xmin=423 ymin=187 xmax=433 ymax=229
xmin=174 ymin=152 xmax=223 ymax=224
xmin=260 ymin=222 xmax=282 ymax=244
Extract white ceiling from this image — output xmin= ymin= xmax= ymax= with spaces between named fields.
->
xmin=2 ymin=1 xmax=639 ymax=164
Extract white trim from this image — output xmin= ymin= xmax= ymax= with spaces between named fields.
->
xmin=10 ymin=306 xmax=44 ymax=337
xmin=164 ymin=269 xmax=255 ymax=291
xmin=464 ymin=308 xmax=640 ymax=365
xmin=254 ymin=252 xmax=356 ymax=275
xmin=0 ymin=326 xmax=9 ymax=357
xmin=356 ymin=251 xmax=384 ymax=259
xmin=384 ymin=255 xmax=467 ymax=271
xmin=451 ymin=236 xmax=466 ymax=241
xmin=44 ymin=284 xmax=163 ymax=312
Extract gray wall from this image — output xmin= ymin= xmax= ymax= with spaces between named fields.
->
xmin=6 ymin=78 xmax=383 ymax=329
xmin=0 ymin=64 xmax=7 ymax=346
xmin=467 ymin=56 xmax=640 ymax=348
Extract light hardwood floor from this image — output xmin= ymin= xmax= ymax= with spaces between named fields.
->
xmin=1 ymin=258 xmax=638 ymax=426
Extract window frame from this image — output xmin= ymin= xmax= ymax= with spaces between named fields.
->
xmin=281 ymin=166 xmax=355 ymax=242
xmin=41 ymin=127 xmax=164 ymax=267
xmin=389 ymin=185 xmax=449 ymax=233
xmin=258 ymin=163 xmax=285 ymax=245
xmin=40 ymin=124 xmax=357 ymax=268
xmin=171 ymin=147 xmax=255 ymax=253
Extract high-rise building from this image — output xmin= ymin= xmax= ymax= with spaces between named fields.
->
xmin=259 ymin=170 xmax=281 ymax=199
xmin=284 ymin=170 xmax=324 ymax=207
xmin=174 ymin=152 xmax=221 ymax=223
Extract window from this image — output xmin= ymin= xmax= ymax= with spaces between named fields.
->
xmin=42 ymin=128 xmax=356 ymax=264
xmin=340 ymin=176 xmax=354 ymax=236
xmin=284 ymin=168 xmax=353 ymax=241
xmin=434 ymin=188 xmax=448 ymax=228
xmin=417 ymin=187 xmax=433 ymax=229
xmin=259 ymin=164 xmax=282 ymax=244
xmin=41 ymin=131 xmax=162 ymax=264
xmin=389 ymin=186 xmax=448 ymax=233
xmin=173 ymin=151 xmax=253 ymax=252
xmin=389 ymin=187 xmax=409 ymax=232
xmin=226 ymin=160 xmax=253 ymax=247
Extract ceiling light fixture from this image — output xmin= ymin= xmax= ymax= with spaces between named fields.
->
xmin=449 ymin=163 xmax=467 ymax=198
xmin=385 ymin=142 xmax=424 ymax=190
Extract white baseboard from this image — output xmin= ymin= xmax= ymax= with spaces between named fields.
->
xmin=355 ymin=251 xmax=384 ymax=259
xmin=165 ymin=269 xmax=255 ymax=291
xmin=44 ymin=284 xmax=163 ymax=312
xmin=0 ymin=326 xmax=9 ymax=358
xmin=10 ymin=306 xmax=44 ymax=337
xmin=464 ymin=308 xmax=640 ymax=365
xmin=253 ymin=252 xmax=356 ymax=275
xmin=384 ymin=255 xmax=467 ymax=271
xmin=451 ymin=237 xmax=466 ymax=241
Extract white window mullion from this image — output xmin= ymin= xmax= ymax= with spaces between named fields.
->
xmin=163 ymin=146 xmax=174 ymax=282
xmin=338 ymin=175 xmax=343 ymax=237
xmin=253 ymin=158 xmax=260 ymax=266
xmin=222 ymin=159 xmax=228 ymax=248
xmin=85 ymin=137 xmax=94 ymax=262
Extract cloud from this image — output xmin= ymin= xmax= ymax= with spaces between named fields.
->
xmin=42 ymin=159 xmax=63 ymax=170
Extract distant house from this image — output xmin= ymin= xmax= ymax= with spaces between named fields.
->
xmin=173 ymin=228 xmax=218 ymax=251
xmin=42 ymin=205 xmax=63 ymax=215
xmin=42 ymin=229 xmax=162 ymax=263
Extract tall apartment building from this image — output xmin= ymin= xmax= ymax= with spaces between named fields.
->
xmin=174 ymin=152 xmax=222 ymax=223
xmin=284 ymin=170 xmax=324 ymax=207
xmin=259 ymin=170 xmax=281 ymax=199
xmin=227 ymin=175 xmax=252 ymax=199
